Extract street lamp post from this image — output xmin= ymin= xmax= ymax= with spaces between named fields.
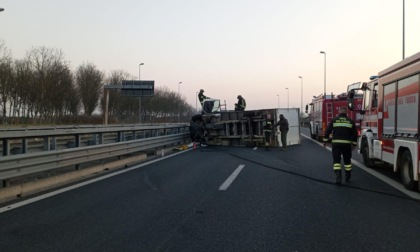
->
xmin=138 ymin=63 xmax=144 ymax=124
xmin=320 ymin=51 xmax=326 ymax=96
xmin=178 ymin=82 xmax=182 ymax=122
xmin=298 ymin=76 xmax=303 ymax=114
xmin=403 ymin=0 xmax=405 ymax=59
xmin=277 ymin=94 xmax=279 ymax=108
xmin=285 ymin=88 xmax=289 ymax=109
xmin=196 ymin=92 xmax=199 ymax=112
xmin=139 ymin=63 xmax=144 ymax=80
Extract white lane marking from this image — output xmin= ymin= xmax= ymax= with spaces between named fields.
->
xmin=219 ymin=165 xmax=245 ymax=191
xmin=0 ymin=149 xmax=192 ymax=214
xmin=301 ymin=133 xmax=420 ymax=200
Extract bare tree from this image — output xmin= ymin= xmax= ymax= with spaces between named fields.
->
xmin=76 ymin=63 xmax=104 ymax=115
xmin=11 ymin=59 xmax=32 ymax=122
xmin=0 ymin=40 xmax=13 ymax=124
xmin=26 ymin=46 xmax=69 ymax=121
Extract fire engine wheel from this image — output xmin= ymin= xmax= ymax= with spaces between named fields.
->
xmin=400 ymin=150 xmax=417 ymax=190
xmin=361 ymin=140 xmax=375 ymax=168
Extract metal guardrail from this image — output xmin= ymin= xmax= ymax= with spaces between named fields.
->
xmin=0 ymin=133 xmax=189 ymax=181
xmin=0 ymin=124 xmax=190 ymax=186
xmin=1 ymin=124 xmax=189 ymax=156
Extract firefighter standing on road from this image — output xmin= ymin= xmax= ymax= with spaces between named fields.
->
xmin=323 ymin=107 xmax=358 ymax=185
xmin=263 ymin=114 xmax=273 ymax=151
xmin=274 ymin=114 xmax=289 ymax=151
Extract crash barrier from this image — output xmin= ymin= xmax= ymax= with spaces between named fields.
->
xmin=0 ymin=124 xmax=190 ymax=187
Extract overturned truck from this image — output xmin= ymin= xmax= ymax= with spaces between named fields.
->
xmin=190 ymin=99 xmax=301 ymax=147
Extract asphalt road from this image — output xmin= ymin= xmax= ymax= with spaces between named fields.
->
xmin=1 ymin=131 xmax=420 ymax=251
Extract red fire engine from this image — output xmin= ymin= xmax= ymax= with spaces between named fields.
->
xmin=306 ymin=92 xmax=362 ymax=141
xmin=348 ymin=51 xmax=420 ymax=190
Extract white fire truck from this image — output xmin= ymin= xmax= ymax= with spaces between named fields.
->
xmin=348 ymin=51 xmax=420 ymax=190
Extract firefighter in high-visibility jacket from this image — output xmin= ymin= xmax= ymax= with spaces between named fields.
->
xmin=323 ymin=107 xmax=358 ymax=185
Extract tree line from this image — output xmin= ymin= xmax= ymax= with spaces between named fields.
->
xmin=0 ymin=41 xmax=196 ymax=125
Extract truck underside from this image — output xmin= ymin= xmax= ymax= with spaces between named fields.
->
xmin=190 ymin=109 xmax=279 ymax=147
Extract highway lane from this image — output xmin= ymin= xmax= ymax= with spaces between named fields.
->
xmin=1 ymin=134 xmax=420 ymax=251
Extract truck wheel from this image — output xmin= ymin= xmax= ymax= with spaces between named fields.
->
xmin=361 ymin=140 xmax=375 ymax=168
xmin=400 ymin=150 xmax=417 ymax=190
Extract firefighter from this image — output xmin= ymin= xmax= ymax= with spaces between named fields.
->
xmin=274 ymin=114 xmax=289 ymax=151
xmin=198 ymin=89 xmax=208 ymax=106
xmin=263 ymin=114 xmax=273 ymax=151
xmin=235 ymin=95 xmax=246 ymax=111
xmin=323 ymin=107 xmax=358 ymax=185
xmin=198 ymin=89 xmax=214 ymax=113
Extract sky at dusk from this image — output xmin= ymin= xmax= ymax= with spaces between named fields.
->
xmin=1 ymin=0 xmax=419 ymax=112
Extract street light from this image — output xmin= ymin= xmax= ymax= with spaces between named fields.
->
xmin=403 ymin=0 xmax=405 ymax=59
xmin=298 ymin=76 xmax=303 ymax=114
xmin=178 ymin=82 xmax=182 ymax=122
xmin=277 ymin=94 xmax=279 ymax=108
xmin=139 ymin=63 xmax=144 ymax=80
xmin=285 ymin=88 xmax=289 ymax=109
xmin=196 ymin=92 xmax=199 ymax=112
xmin=320 ymin=51 xmax=326 ymax=96
xmin=138 ymin=63 xmax=144 ymax=124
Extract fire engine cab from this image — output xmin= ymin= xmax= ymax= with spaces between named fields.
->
xmin=348 ymin=51 xmax=420 ymax=190
xmin=306 ymin=92 xmax=362 ymax=141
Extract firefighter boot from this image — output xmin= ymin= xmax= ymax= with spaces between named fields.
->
xmin=345 ymin=170 xmax=352 ymax=182
xmin=334 ymin=170 xmax=342 ymax=185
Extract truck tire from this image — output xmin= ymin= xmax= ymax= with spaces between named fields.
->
xmin=361 ymin=139 xmax=375 ymax=168
xmin=400 ymin=150 xmax=417 ymax=190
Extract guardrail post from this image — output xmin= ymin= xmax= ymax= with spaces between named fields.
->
xmin=22 ymin=138 xmax=28 ymax=154
xmin=43 ymin=137 xmax=56 ymax=150
xmin=43 ymin=137 xmax=49 ymax=151
xmin=1 ymin=179 xmax=10 ymax=188
xmin=117 ymin=132 xmax=123 ymax=142
xmin=51 ymin=137 xmax=56 ymax=150
xmin=75 ymin=134 xmax=81 ymax=147
xmin=2 ymin=139 xmax=10 ymax=156
xmin=98 ymin=133 xmax=103 ymax=144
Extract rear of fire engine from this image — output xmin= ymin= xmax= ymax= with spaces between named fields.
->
xmin=348 ymin=51 xmax=420 ymax=190
xmin=306 ymin=93 xmax=362 ymax=141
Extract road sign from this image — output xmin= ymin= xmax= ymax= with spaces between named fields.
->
xmin=121 ymin=89 xmax=154 ymax=97
xmin=120 ymin=80 xmax=154 ymax=97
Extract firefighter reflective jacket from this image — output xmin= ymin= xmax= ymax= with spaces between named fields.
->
xmin=323 ymin=113 xmax=357 ymax=145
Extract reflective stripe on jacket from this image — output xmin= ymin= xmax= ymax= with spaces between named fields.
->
xmin=323 ymin=113 xmax=357 ymax=145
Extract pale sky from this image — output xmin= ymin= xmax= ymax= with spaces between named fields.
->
xmin=1 ymin=0 xmax=419 ymax=111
